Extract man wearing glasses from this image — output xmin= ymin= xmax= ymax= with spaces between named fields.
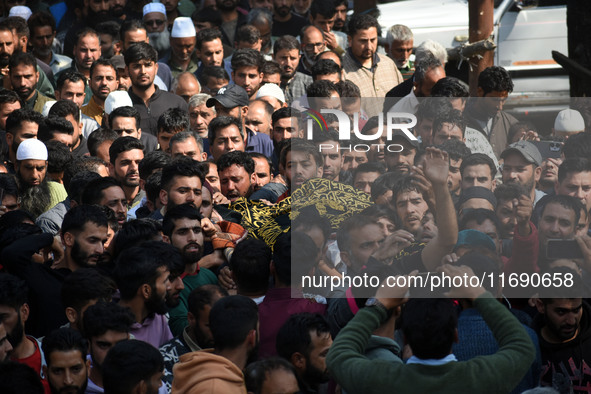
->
xmin=298 ymin=25 xmax=325 ymax=76
xmin=143 ymin=3 xmax=171 ymax=59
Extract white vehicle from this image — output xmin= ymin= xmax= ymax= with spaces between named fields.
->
xmin=377 ymin=0 xmax=569 ymax=109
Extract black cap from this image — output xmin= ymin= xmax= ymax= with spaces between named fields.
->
xmin=206 ymin=84 xmax=250 ymax=108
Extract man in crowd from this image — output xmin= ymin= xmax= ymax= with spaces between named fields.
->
xmin=81 ymin=59 xmax=119 ymax=126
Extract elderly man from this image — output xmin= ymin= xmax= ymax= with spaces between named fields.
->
xmin=163 ymin=17 xmax=198 ymax=77
xmin=174 ymin=72 xmax=201 ymax=102
xmin=386 ymin=24 xmax=414 ymax=80
xmin=143 ymin=2 xmax=170 ymax=58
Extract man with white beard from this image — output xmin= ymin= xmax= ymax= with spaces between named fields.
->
xmin=143 ymin=3 xmax=171 ymax=59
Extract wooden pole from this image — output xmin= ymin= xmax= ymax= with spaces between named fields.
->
xmin=468 ymin=0 xmax=495 ymax=96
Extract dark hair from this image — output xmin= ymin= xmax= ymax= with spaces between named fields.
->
xmin=353 ymin=161 xmax=386 ymax=179
xmin=311 ymin=59 xmax=341 ymax=80
xmin=432 ymin=109 xmax=466 ymax=138
xmin=229 ymin=238 xmax=271 ymax=294
xmin=187 ymin=284 xmax=228 ymax=318
xmin=81 ymin=177 xmax=121 ymax=205
xmin=96 ymin=20 xmax=121 ymax=42
xmin=280 ymin=138 xmax=322 ymax=171
xmin=273 ymin=35 xmax=299 ymax=53
xmin=145 ymin=171 xmax=163 ymax=206
xmin=67 ymin=171 xmax=102 ymax=203
xmin=360 ymin=203 xmax=402 ymax=229
xmin=401 ymin=298 xmax=458 ymax=359
xmin=102 ymin=340 xmax=164 ymax=394
xmin=196 ymin=28 xmax=222 ymax=51
xmin=478 ymin=66 xmax=514 ymax=95
xmin=82 ymin=301 xmax=134 ymax=339
xmin=306 ymin=79 xmax=338 ymax=98
xmin=370 ymin=172 xmax=401 ymax=202
xmin=61 ymin=268 xmax=116 ymax=315
xmin=170 ymin=131 xmax=204 ymax=154
xmin=114 ymin=244 xmax=168 ymax=300
xmin=39 ymin=117 xmax=74 ymax=144
xmin=414 ymin=54 xmax=442 ymax=83
xmin=162 ymin=203 xmax=203 ymax=237
xmin=248 ymin=151 xmax=273 ymax=173
xmin=310 ymin=0 xmax=336 ymax=18
xmin=292 ymin=208 xmax=332 ymax=243
xmin=337 ymin=214 xmax=376 ymax=254
xmin=87 ymin=127 xmax=119 ymax=157
xmin=209 ymin=295 xmax=258 ymax=351
xmin=161 ymin=156 xmax=205 ymax=192
xmin=459 ymin=208 xmax=502 ymax=236
xmin=62 ymin=204 xmax=108 ymax=237
xmin=273 ymin=231 xmax=318 ymax=286
xmin=109 ymin=136 xmax=144 ymax=165
xmin=231 ymin=48 xmax=264 ymax=73
xmin=56 ymin=70 xmax=87 ymax=91
xmin=0 ymin=362 xmax=44 ymax=394
xmin=245 ymin=358 xmax=299 ymax=394
xmin=123 ymin=42 xmax=158 ymax=65
xmin=558 ymin=158 xmax=591 ymax=184
xmin=192 ymin=8 xmax=222 ymax=27
xmin=0 ymin=173 xmax=18 ymax=199
xmin=391 ymin=174 xmax=422 ymax=205
xmin=431 ymin=77 xmax=469 ymax=98
xmin=139 ymin=150 xmax=172 ymax=180
xmin=262 ymin=60 xmax=282 ymax=76
xmin=90 ymin=58 xmax=117 ymax=80
xmin=540 ymin=194 xmax=583 ymax=228
xmin=5 ymin=108 xmax=43 ymax=136
xmin=460 ymin=153 xmax=497 ymax=179
xmin=494 ymin=183 xmax=526 ymax=203
xmin=75 ymin=28 xmax=99 ymax=46
xmin=562 ymin=131 xmax=591 ymax=160
xmin=0 ymin=89 xmax=21 ymax=107
xmin=435 ymin=138 xmax=471 ymax=162
xmin=507 ymin=122 xmax=537 ymax=144
xmin=112 ymin=219 xmax=162 ymax=257
xmin=28 ymin=11 xmax=57 ymax=33
xmin=347 ymin=13 xmax=379 ymax=37
xmin=335 ymin=80 xmax=361 ymax=106
xmin=0 ymin=273 xmax=28 ymax=309
xmin=5 ymin=16 xmax=29 ymax=40
xmin=48 ymin=99 xmax=80 ymax=122
xmin=272 ymin=107 xmax=302 ymax=128
xmin=157 ymin=108 xmax=190 ymax=134
xmin=109 ymin=106 xmax=140 ymax=131
xmin=119 ymin=19 xmax=145 ymax=43
xmin=276 ymin=313 xmax=331 ymax=360
xmin=42 ymin=328 xmax=88 ymax=367
xmin=415 ymin=98 xmax=453 ymax=122
xmin=217 ymin=151 xmax=255 ymax=174
xmin=200 ymin=66 xmax=230 ymax=84
xmin=45 ymin=140 xmax=73 ymax=174
xmin=64 ymin=156 xmax=108 ymax=187
xmin=208 ymin=115 xmax=244 ymax=146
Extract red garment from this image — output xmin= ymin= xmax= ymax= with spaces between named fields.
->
xmin=258 ymin=287 xmax=327 ymax=359
xmin=12 ymin=336 xmax=51 ymax=394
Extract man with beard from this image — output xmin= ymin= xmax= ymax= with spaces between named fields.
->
xmin=216 ymin=0 xmax=248 ymax=52
xmin=81 ymin=177 xmax=128 ymax=228
xmin=9 ymin=52 xmax=52 ymax=114
xmin=14 ymin=138 xmax=55 ymax=218
xmin=143 ymin=3 xmax=170 ymax=59
xmin=162 ymin=203 xmax=219 ymax=335
xmin=153 ymin=156 xmax=204 ymax=219
xmin=249 ymin=152 xmax=272 ymax=192
xmin=194 ymin=28 xmax=225 ymax=82
xmin=108 ymin=136 xmax=144 ymax=209
xmin=55 ymin=71 xmax=101 ymax=140
xmin=343 ymin=14 xmax=402 ymax=115
xmin=218 ymin=150 xmax=257 ymax=202
xmin=247 ymin=8 xmax=273 ymax=58
xmin=81 ymin=59 xmax=119 ymax=126
xmin=160 ymin=285 xmax=228 ymax=392
xmin=272 ymin=0 xmax=308 ymax=38
xmin=4 ymin=107 xmax=42 ymax=173
xmin=95 ymin=21 xmax=122 ymax=60
xmin=163 ymin=17 xmax=198 ymax=78
xmin=309 ymin=0 xmax=347 ymax=55
xmin=207 ymin=84 xmax=274 ymax=157
xmin=171 ymin=295 xmax=259 ymax=393
xmin=231 ymin=49 xmax=264 ymax=100
xmin=169 ymin=131 xmax=208 ymax=162
xmin=125 ymin=42 xmax=188 ymax=137
xmin=56 ymin=29 xmax=102 ymax=106
xmin=188 ymin=93 xmax=215 ymax=145
xmin=27 ymin=11 xmax=72 ymax=75
xmin=48 ymin=100 xmax=90 ymax=157
xmin=42 ymin=328 xmax=90 ymax=394
xmin=82 ymin=302 xmax=135 ymax=394
xmin=114 ymin=243 xmax=175 ymax=348
xmin=108 ymin=105 xmax=158 ymax=153
xmin=0 ymin=322 xmax=13 ymax=361
xmin=299 ymin=25 xmax=325 ymax=76
xmin=62 ymin=0 xmax=114 ymax=59
xmin=500 ymin=140 xmax=545 ymax=205
xmin=277 ymin=313 xmax=333 ymax=393
xmin=273 ymin=35 xmax=312 ymax=104
xmin=0 ymin=273 xmax=50 ymax=392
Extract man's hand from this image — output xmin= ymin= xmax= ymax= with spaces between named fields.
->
xmin=375 ymin=271 xmax=416 ymax=310
xmin=212 ymin=192 xmax=231 ymax=205
xmin=201 ymin=218 xmax=217 ymax=238
xmin=515 ymin=194 xmax=533 ymax=236
xmin=218 ymin=266 xmax=236 ymax=290
xmin=437 ymin=264 xmax=486 ymax=300
xmin=324 ymin=31 xmax=339 ymax=50
xmin=371 ymin=230 xmax=414 ymax=263
xmin=422 ymin=147 xmax=449 ymax=187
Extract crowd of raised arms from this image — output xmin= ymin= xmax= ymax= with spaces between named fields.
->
xmin=0 ymin=0 xmax=590 ymax=393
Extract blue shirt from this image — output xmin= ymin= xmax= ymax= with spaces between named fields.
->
xmin=245 ymin=127 xmax=274 ymax=158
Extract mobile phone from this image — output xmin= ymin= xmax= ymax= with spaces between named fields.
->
xmin=546 ymin=239 xmax=584 ymax=260
xmin=532 ymin=141 xmax=563 ymax=161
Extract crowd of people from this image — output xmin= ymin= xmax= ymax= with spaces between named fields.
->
xmin=0 ymin=0 xmax=590 ymax=393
